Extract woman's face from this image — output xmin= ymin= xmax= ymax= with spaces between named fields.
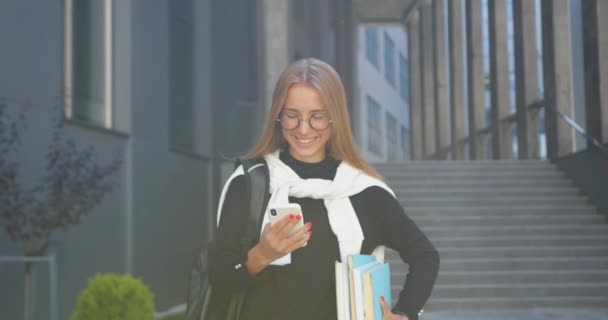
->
xmin=280 ymin=83 xmax=332 ymax=163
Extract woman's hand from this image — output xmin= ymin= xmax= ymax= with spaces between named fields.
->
xmin=246 ymin=214 xmax=312 ymax=274
xmin=380 ymin=296 xmax=409 ymax=320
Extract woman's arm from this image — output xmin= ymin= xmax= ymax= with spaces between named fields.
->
xmin=208 ymin=175 xmax=258 ymax=293
xmin=353 ymin=187 xmax=440 ymax=320
xmin=208 ymin=175 xmax=312 ymax=294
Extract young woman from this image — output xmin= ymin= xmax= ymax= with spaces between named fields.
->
xmin=209 ymin=58 xmax=439 ymax=320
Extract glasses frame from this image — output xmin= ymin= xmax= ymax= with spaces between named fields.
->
xmin=276 ymin=110 xmax=333 ymax=131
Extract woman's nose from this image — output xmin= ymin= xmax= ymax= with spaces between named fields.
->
xmin=297 ymin=117 xmax=313 ymax=134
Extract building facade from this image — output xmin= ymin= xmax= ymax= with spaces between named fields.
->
xmin=357 ymin=25 xmax=411 ymax=162
xmin=2 ymin=0 xmax=608 ymax=319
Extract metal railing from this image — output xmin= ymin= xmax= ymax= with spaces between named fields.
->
xmin=542 ymin=102 xmax=608 ymax=155
xmin=432 ymin=99 xmax=608 ymax=159
xmin=0 ymin=255 xmax=58 ymax=320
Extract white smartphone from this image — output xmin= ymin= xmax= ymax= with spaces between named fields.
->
xmin=268 ymin=203 xmax=305 ymax=237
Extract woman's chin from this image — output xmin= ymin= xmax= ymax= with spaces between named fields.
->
xmin=289 ymin=146 xmax=325 ymax=163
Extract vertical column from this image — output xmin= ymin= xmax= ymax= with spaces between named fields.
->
xmin=582 ymin=0 xmax=608 ymax=145
xmin=433 ymin=0 xmax=450 ymax=158
xmin=408 ymin=12 xmax=424 ymax=160
xmin=335 ymin=0 xmax=359 ymax=142
xmin=541 ymin=0 xmax=575 ymax=157
xmin=448 ymin=0 xmax=466 ymax=160
xmin=488 ymin=0 xmax=512 ymax=159
xmin=541 ymin=0 xmax=557 ymax=156
xmin=581 ymin=0 xmax=600 ymax=147
xmin=262 ymin=0 xmax=290 ymax=114
xmin=513 ymin=0 xmax=541 ymax=158
xmin=466 ymin=0 xmax=487 ymax=159
xmin=600 ymin=0 xmax=608 ymax=143
xmin=420 ymin=0 xmax=437 ymax=157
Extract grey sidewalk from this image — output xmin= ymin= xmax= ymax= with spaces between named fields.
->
xmin=423 ymin=309 xmax=608 ymax=320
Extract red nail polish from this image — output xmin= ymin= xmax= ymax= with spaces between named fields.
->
xmin=308 ymin=231 xmax=312 ymax=236
xmin=289 ymin=214 xmax=294 ymax=219
xmin=380 ymin=296 xmax=385 ymax=302
xmin=305 ymin=222 xmax=312 ymax=228
xmin=296 ymin=215 xmax=301 ymax=220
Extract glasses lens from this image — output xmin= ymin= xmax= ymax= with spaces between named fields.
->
xmin=279 ymin=112 xmax=299 ymax=130
xmin=279 ymin=111 xmax=331 ymax=131
xmin=310 ymin=113 xmax=330 ymax=131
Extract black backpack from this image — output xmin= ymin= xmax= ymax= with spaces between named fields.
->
xmin=186 ymin=157 xmax=270 ymax=320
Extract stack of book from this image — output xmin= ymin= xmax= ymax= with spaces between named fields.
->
xmin=335 ymin=254 xmax=391 ymax=320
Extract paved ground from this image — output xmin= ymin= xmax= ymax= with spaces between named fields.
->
xmin=422 ymin=309 xmax=608 ymax=320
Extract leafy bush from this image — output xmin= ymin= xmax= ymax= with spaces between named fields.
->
xmin=71 ymin=273 xmax=155 ymax=320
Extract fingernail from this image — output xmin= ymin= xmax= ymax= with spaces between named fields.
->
xmin=289 ymin=214 xmax=294 ymax=219
xmin=305 ymin=222 xmax=312 ymax=228
xmin=380 ymin=296 xmax=385 ymax=302
xmin=295 ymin=215 xmax=301 ymax=220
xmin=308 ymin=231 xmax=312 ymax=236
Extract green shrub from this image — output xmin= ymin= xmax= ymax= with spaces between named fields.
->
xmin=71 ymin=273 xmax=155 ymax=320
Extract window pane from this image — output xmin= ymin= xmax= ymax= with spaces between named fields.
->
xmin=367 ymin=96 xmax=382 ymax=156
xmin=401 ymin=126 xmax=410 ymax=160
xmin=384 ymin=32 xmax=395 ymax=86
xmin=399 ymin=54 xmax=409 ymax=101
xmin=386 ymin=113 xmax=397 ymax=161
xmin=72 ymin=0 xmax=107 ymax=126
xmin=366 ymin=27 xmax=378 ymax=67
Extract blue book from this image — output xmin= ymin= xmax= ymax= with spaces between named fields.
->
xmin=362 ymin=263 xmax=391 ymax=320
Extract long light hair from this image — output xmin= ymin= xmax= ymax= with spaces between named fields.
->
xmin=245 ymin=58 xmax=384 ymax=181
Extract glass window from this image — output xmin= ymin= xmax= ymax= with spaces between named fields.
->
xmin=384 ymin=32 xmax=395 ymax=86
xmin=401 ymin=126 xmax=410 ymax=160
xmin=367 ymin=96 xmax=382 ymax=156
xmin=365 ymin=27 xmax=379 ymax=67
xmin=386 ymin=113 xmax=398 ymax=161
xmin=66 ymin=0 xmax=112 ymax=127
xmin=399 ymin=54 xmax=409 ymax=102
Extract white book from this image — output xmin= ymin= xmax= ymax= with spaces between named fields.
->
xmin=353 ymin=261 xmax=380 ymax=320
xmin=335 ymin=261 xmax=351 ymax=320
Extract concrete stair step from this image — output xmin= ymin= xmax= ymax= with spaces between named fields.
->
xmin=412 ymin=214 xmax=605 ymax=227
xmin=400 ymin=196 xmax=588 ymax=206
xmin=421 ymin=225 xmax=608 ymax=237
xmin=388 ymin=179 xmax=573 ymax=188
xmin=419 ymin=296 xmax=608 ymax=310
xmin=403 ymin=205 xmax=596 ymax=214
xmin=377 ymin=164 xmax=558 ymax=171
xmin=394 ymin=186 xmax=580 ymax=197
xmin=430 ymin=245 xmax=608 ymax=259
xmin=430 ymin=234 xmax=608 ymax=247
xmin=377 ymin=161 xmax=607 ymax=311
xmin=379 ymin=169 xmax=562 ymax=176
xmin=409 ymin=257 xmax=608 ymax=272
xmin=374 ymin=160 xmax=554 ymax=168
xmin=384 ymin=172 xmax=566 ymax=180
xmin=425 ymin=282 xmax=608 ymax=299
xmin=419 ymin=270 xmax=608 ymax=285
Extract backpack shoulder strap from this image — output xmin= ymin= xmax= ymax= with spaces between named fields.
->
xmin=234 ymin=157 xmax=270 ymax=253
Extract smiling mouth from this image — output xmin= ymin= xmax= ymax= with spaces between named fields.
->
xmin=294 ymin=136 xmax=317 ymax=145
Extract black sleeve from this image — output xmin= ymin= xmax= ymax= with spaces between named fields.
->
xmin=353 ymin=186 xmax=440 ymax=320
xmin=208 ymin=175 xmax=258 ymax=294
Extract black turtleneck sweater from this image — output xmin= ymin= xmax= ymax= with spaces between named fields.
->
xmin=209 ymin=151 xmax=439 ymax=320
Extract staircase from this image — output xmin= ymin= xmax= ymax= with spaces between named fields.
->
xmin=375 ymin=160 xmax=608 ymax=311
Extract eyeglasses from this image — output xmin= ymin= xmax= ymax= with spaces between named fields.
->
xmin=276 ymin=110 xmax=333 ymax=131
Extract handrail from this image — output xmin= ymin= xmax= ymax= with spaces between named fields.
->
xmin=541 ymin=101 xmax=608 ymax=155
xmin=432 ymin=99 xmax=608 ymax=158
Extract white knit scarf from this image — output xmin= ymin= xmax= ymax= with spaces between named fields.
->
xmin=217 ymin=150 xmax=395 ymax=265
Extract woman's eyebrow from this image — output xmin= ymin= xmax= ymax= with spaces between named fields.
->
xmin=283 ymin=107 xmax=327 ymax=112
